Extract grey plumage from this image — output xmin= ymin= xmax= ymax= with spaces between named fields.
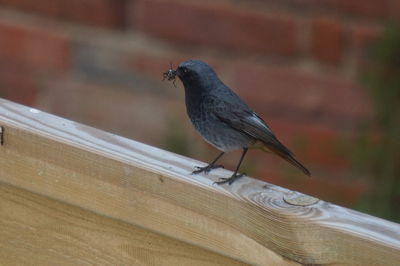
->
xmin=169 ymin=59 xmax=310 ymax=184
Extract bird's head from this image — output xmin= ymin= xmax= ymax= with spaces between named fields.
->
xmin=175 ymin=60 xmax=219 ymax=89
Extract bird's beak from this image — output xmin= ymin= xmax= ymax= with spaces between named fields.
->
xmin=175 ymin=67 xmax=182 ymax=78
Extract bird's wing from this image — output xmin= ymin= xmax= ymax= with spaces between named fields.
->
xmin=213 ymin=107 xmax=293 ymax=155
xmin=208 ymin=92 xmax=310 ymax=176
xmin=214 ymin=108 xmax=311 ymax=176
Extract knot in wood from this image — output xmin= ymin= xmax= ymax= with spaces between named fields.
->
xmin=283 ymin=191 xmax=319 ymax=206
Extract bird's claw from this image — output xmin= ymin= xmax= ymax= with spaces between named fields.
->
xmin=214 ymin=173 xmax=245 ymax=185
xmin=192 ymin=164 xmax=224 ymax=175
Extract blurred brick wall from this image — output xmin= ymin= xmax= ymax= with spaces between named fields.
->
xmin=0 ymin=0 xmax=394 ymax=206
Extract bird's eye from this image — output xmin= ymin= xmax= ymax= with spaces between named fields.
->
xmin=178 ymin=66 xmax=189 ymax=75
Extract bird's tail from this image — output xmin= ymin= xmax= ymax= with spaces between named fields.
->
xmin=261 ymin=144 xmax=311 ymax=176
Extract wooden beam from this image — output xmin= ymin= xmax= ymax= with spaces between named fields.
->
xmin=0 ymin=182 xmax=248 ymax=265
xmin=0 ymin=98 xmax=399 ymax=265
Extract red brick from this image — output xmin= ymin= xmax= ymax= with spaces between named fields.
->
xmin=131 ymin=0 xmax=298 ymax=56
xmin=129 ymin=54 xmax=187 ymax=80
xmin=128 ymin=53 xmax=225 ymax=82
xmin=0 ymin=0 xmax=58 ymax=15
xmin=273 ymin=0 xmax=389 ymax=18
xmin=0 ymin=21 xmax=70 ymax=71
xmin=232 ymin=64 xmax=370 ymax=125
xmin=311 ymin=17 xmax=344 ymax=65
xmin=352 ymin=24 xmax=381 ymax=49
xmin=351 ymin=24 xmax=382 ymax=66
xmin=36 ymin=78 xmax=189 ymax=147
xmin=264 ymin=119 xmax=349 ymax=169
xmin=353 ymin=26 xmax=381 ymax=50
xmin=321 ymin=0 xmax=389 ymax=18
xmin=0 ymin=0 xmax=127 ymax=28
xmin=60 ymin=0 xmax=127 ymax=28
xmin=0 ymin=62 xmax=37 ymax=105
xmin=240 ymin=116 xmax=350 ymax=170
xmin=390 ymin=0 xmax=400 ymax=19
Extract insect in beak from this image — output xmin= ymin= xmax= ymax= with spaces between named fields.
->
xmin=163 ymin=62 xmax=177 ymax=87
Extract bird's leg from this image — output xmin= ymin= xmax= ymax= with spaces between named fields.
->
xmin=215 ymin=148 xmax=248 ymax=185
xmin=192 ymin=152 xmax=225 ymax=175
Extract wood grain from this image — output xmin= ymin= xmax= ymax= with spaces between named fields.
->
xmin=0 ymin=182 xmax=245 ymax=266
xmin=0 ymin=98 xmax=399 ymax=265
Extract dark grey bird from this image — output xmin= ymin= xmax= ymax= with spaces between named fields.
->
xmin=164 ymin=59 xmax=310 ymax=185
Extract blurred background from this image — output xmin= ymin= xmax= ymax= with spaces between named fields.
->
xmin=0 ymin=0 xmax=398 ymax=222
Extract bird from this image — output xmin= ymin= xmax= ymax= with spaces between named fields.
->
xmin=164 ymin=59 xmax=310 ymax=185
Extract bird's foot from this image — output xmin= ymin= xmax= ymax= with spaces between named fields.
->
xmin=192 ymin=164 xmax=224 ymax=175
xmin=214 ymin=172 xmax=245 ymax=185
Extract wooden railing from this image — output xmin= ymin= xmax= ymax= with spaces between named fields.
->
xmin=0 ymin=98 xmax=399 ymax=266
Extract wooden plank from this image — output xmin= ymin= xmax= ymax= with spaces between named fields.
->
xmin=0 ymin=182 xmax=246 ymax=266
xmin=0 ymin=98 xmax=399 ymax=265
